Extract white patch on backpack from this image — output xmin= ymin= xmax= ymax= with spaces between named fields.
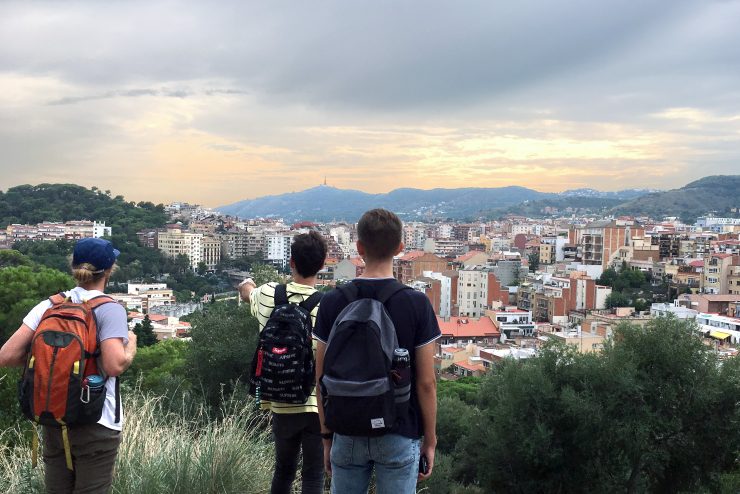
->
xmin=371 ymin=418 xmax=385 ymax=429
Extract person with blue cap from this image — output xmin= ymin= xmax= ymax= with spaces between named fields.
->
xmin=0 ymin=237 xmax=137 ymax=493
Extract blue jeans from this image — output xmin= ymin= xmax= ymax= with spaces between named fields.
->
xmin=330 ymin=433 xmax=420 ymax=494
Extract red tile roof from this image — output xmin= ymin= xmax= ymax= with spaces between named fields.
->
xmin=454 ymin=250 xmax=486 ymax=263
xmin=455 ymin=361 xmax=486 ymax=372
xmin=399 ymin=250 xmax=426 ymax=261
xmin=437 ymin=316 xmax=501 ymax=338
xmin=689 ymin=260 xmax=705 ymax=267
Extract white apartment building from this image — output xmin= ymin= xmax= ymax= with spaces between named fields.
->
xmin=422 ymin=270 xmax=456 ymax=318
xmin=457 ymin=267 xmax=500 ymax=319
xmin=265 ymin=233 xmax=293 ymax=269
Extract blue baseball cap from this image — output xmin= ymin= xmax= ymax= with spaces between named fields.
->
xmin=72 ymin=238 xmax=120 ymax=271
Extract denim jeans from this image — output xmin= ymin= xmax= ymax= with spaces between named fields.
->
xmin=271 ymin=412 xmax=324 ymax=494
xmin=330 ymin=433 xmax=420 ymax=494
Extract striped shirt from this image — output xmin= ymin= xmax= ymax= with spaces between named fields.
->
xmin=250 ymin=281 xmax=320 ymax=414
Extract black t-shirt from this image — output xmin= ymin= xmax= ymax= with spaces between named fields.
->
xmin=313 ymin=278 xmax=441 ymax=439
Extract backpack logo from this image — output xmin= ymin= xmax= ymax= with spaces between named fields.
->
xmin=272 ymin=347 xmax=288 ymax=355
xmin=371 ymin=418 xmax=385 ymax=429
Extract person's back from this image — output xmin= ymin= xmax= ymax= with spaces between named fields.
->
xmin=0 ymin=238 xmax=137 ymax=494
xmin=314 ymin=209 xmax=440 ymax=494
xmin=239 ymin=231 xmax=328 ymax=494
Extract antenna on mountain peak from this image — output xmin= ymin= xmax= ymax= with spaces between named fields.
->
xmin=324 ymin=176 xmax=327 ymax=186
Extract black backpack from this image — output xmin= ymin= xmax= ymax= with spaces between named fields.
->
xmin=320 ymin=281 xmax=412 ymax=436
xmin=249 ymin=284 xmax=322 ymax=405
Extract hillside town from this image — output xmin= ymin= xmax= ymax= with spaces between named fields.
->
xmin=7 ymin=201 xmax=737 ymax=378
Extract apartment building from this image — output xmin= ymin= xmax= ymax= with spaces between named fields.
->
xmin=729 ymin=265 xmax=740 ymax=296
xmin=265 ymin=233 xmax=293 ymax=269
xmin=568 ymin=219 xmax=645 ymax=269
xmin=201 ymin=236 xmax=222 ymax=270
xmin=457 ymin=266 xmax=510 ymax=318
xmin=702 ymin=253 xmax=739 ymax=294
xmin=157 ymin=228 xmax=203 ymax=269
xmin=394 ymin=251 xmax=447 ymax=284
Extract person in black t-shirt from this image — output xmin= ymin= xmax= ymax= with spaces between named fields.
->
xmin=313 ymin=209 xmax=441 ymax=493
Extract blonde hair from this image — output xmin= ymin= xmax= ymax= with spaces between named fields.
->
xmin=70 ymin=261 xmax=117 ymax=286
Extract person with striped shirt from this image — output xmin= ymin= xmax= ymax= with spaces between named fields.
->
xmin=239 ymin=231 xmax=328 ymax=494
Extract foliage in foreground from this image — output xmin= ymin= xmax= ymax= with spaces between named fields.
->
xmin=440 ymin=317 xmax=740 ymax=493
xmin=0 ymin=391 xmax=274 ymax=494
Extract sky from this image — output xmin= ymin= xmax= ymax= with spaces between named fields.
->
xmin=1 ymin=0 xmax=739 ymax=207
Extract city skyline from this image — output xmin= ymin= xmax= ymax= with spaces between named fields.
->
xmin=1 ymin=0 xmax=740 ymax=207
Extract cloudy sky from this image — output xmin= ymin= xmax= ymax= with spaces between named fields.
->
xmin=1 ymin=0 xmax=739 ymax=206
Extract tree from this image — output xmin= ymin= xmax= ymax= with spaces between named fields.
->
xmin=197 ymin=261 xmax=208 ymax=276
xmin=450 ymin=317 xmax=740 ymax=493
xmin=605 ymin=291 xmax=631 ymax=309
xmin=0 ymin=265 xmax=74 ymax=343
xmin=250 ymin=262 xmax=282 ymax=286
xmin=186 ymin=302 xmax=260 ymax=409
xmin=527 ymin=252 xmax=540 ymax=272
xmin=133 ymin=315 xmax=158 ymax=347
xmin=123 ymin=338 xmax=189 ymax=396
xmin=0 ymin=250 xmax=32 ymax=269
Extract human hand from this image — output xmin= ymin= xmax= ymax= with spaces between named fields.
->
xmin=418 ymin=439 xmax=435 ymax=481
xmin=126 ymin=331 xmax=138 ymax=358
xmin=323 ymin=438 xmax=333 ymax=476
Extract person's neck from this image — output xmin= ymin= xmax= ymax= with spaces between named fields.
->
xmin=359 ymin=258 xmax=394 ymax=279
xmin=78 ymin=281 xmax=106 ymax=292
xmin=291 ymin=274 xmax=317 ymax=287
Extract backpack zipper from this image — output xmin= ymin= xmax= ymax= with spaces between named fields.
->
xmin=44 ymin=347 xmax=60 ymax=412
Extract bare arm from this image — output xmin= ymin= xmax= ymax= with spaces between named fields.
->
xmin=415 ymin=342 xmax=438 ymax=480
xmin=315 ymin=339 xmax=332 ymax=475
xmin=238 ymin=278 xmax=257 ymax=302
xmin=99 ymin=331 xmax=138 ymax=377
xmin=0 ymin=325 xmax=34 ymax=367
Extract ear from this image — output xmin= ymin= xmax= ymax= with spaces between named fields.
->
xmin=395 ymin=242 xmax=405 ymax=255
xmin=356 ymin=240 xmax=365 ymax=257
xmin=289 ymin=258 xmax=296 ymax=270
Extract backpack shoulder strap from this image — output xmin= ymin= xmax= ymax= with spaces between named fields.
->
xmin=338 ymin=282 xmax=359 ymax=304
xmin=299 ymin=291 xmax=322 ymax=313
xmin=273 ymin=284 xmax=289 ymax=306
xmin=86 ymin=295 xmax=116 ymax=310
xmin=377 ymin=280 xmax=412 ymax=304
xmin=48 ymin=292 xmax=67 ymax=305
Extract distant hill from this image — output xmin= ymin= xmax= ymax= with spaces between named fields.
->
xmin=219 ymin=185 xmax=554 ymax=221
xmin=561 ymin=188 xmax=658 ymax=201
xmin=613 ymin=175 xmax=740 ymax=222
xmin=0 ymin=184 xmax=167 ymax=237
xmin=220 ymin=175 xmax=738 ymax=222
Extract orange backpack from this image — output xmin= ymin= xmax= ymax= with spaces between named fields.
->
xmin=18 ymin=293 xmax=119 ymax=470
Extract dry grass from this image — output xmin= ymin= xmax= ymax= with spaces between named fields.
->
xmin=0 ymin=392 xmax=274 ymax=494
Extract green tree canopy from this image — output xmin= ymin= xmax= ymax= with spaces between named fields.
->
xmin=185 ymin=302 xmax=260 ymax=409
xmin=0 ymin=265 xmax=74 ymax=343
xmin=133 ymin=315 xmax=158 ymax=347
xmin=446 ymin=317 xmax=740 ymax=493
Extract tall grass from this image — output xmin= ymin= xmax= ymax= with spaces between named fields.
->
xmin=0 ymin=391 xmax=275 ymax=494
